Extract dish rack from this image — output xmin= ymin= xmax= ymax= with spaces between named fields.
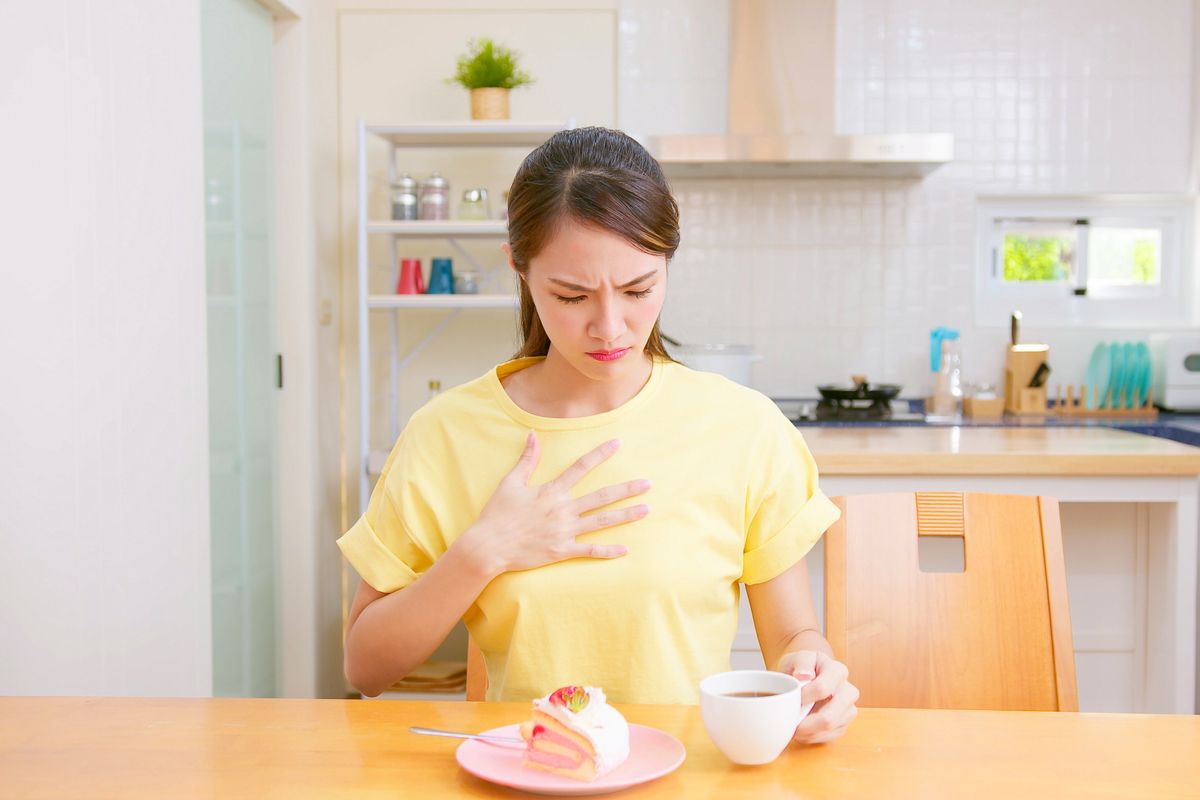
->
xmin=1052 ymin=384 xmax=1158 ymax=419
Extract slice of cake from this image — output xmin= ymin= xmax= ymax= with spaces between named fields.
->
xmin=518 ymin=685 xmax=630 ymax=781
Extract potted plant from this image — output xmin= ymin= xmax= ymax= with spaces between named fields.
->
xmin=448 ymin=38 xmax=533 ymax=120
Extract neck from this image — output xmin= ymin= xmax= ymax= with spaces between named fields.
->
xmin=531 ymin=348 xmax=654 ymax=417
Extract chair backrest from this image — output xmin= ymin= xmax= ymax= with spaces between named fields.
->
xmin=825 ymin=492 xmax=1077 ymax=711
xmin=466 ymin=635 xmax=487 ymax=701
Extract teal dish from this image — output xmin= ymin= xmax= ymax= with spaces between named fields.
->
xmin=1084 ymin=343 xmax=1109 ymax=410
xmin=1120 ymin=342 xmax=1137 ymax=408
xmin=1134 ymin=341 xmax=1152 ymax=407
xmin=1106 ymin=342 xmax=1125 ymax=410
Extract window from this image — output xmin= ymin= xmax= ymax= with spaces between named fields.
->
xmin=976 ymin=197 xmax=1193 ymax=327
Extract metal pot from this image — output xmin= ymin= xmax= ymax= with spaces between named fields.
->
xmin=672 ymin=343 xmax=764 ymax=387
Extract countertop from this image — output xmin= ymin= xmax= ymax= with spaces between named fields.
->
xmin=4 ymin=697 xmax=1198 ymax=799
xmin=797 ymin=424 xmax=1200 ymax=476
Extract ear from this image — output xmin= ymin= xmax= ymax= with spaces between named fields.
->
xmin=501 ymin=242 xmax=521 ymax=278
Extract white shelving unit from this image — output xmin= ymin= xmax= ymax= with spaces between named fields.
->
xmin=355 ymin=120 xmax=570 ymax=512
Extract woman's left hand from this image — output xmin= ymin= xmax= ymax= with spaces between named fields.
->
xmin=776 ymin=650 xmax=859 ymax=745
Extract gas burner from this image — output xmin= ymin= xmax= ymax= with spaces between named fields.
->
xmin=815 ymin=397 xmax=893 ymax=420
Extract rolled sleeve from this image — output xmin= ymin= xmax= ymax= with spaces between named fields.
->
xmin=740 ymin=403 xmax=841 ymax=585
xmin=741 ymin=488 xmax=840 ymax=584
xmin=336 ymin=427 xmax=442 ymax=593
xmin=337 ymin=512 xmax=421 ymax=593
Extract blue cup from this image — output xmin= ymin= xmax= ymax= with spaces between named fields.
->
xmin=427 ymin=257 xmax=455 ymax=294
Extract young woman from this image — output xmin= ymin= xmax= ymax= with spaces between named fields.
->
xmin=340 ymin=127 xmax=858 ymax=744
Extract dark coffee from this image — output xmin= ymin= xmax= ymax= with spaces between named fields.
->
xmin=723 ymin=691 xmax=779 ymax=698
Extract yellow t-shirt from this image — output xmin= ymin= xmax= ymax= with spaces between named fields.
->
xmin=337 ymin=356 xmax=840 ymax=704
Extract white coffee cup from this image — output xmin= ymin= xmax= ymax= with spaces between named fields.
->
xmin=699 ymin=669 xmax=814 ymax=765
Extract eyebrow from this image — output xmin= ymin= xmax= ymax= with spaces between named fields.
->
xmin=547 ymin=269 xmax=659 ymax=293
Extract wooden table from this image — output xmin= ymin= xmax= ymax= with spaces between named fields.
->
xmin=3 ymin=698 xmax=1198 ymax=799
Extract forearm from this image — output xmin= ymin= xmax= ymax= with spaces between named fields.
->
xmin=771 ymin=627 xmax=834 ymax=671
xmin=344 ymin=529 xmax=499 ymax=697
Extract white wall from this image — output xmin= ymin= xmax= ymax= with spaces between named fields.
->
xmin=0 ymin=1 xmax=212 ymax=695
xmin=620 ymin=0 xmax=1198 ymax=400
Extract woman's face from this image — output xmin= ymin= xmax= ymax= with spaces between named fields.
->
xmin=515 ymin=217 xmax=667 ymax=381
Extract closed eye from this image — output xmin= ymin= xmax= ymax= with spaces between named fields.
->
xmin=554 ymin=286 xmax=654 ymax=305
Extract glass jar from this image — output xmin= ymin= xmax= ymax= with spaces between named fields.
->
xmin=418 ymin=172 xmax=450 ymax=221
xmin=454 ymin=271 xmax=481 ymax=294
xmin=457 ymin=188 xmax=490 ymax=221
xmin=390 ymin=173 xmax=418 ymax=221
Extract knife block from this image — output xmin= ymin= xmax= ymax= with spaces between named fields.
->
xmin=1005 ymin=345 xmax=1050 ymax=415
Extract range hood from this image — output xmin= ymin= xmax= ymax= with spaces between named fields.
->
xmin=649 ymin=0 xmax=953 ymax=179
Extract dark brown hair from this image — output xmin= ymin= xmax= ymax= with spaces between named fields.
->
xmin=506 ymin=126 xmax=680 ymax=360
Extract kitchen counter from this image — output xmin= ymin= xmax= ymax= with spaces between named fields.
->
xmin=799 ymin=425 xmax=1200 ymax=476
xmin=775 ymin=422 xmax=1199 ymax=715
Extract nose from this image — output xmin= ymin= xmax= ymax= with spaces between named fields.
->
xmin=587 ymin=295 xmax=625 ymax=345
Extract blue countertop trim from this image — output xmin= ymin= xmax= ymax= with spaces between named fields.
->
xmin=788 ymin=402 xmax=1200 ymax=449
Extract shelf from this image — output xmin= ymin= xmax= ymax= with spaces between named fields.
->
xmin=367 ymin=220 xmax=507 ymax=237
xmin=367 ymin=294 xmax=517 ymax=310
xmin=365 ymin=121 xmax=568 ymax=148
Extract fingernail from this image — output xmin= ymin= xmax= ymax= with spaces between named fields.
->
xmin=615 ymin=546 xmax=629 ymax=556
xmin=636 ymin=479 xmax=652 ymax=491
xmin=797 ymin=671 xmax=815 ymax=681
xmin=608 ymin=438 xmax=621 ymax=450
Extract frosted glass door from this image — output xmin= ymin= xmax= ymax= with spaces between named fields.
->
xmin=202 ymin=0 xmax=277 ymax=697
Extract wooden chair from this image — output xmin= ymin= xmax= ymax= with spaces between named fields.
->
xmin=825 ymin=492 xmax=1078 ymax=711
xmin=466 ymin=636 xmax=487 ymax=701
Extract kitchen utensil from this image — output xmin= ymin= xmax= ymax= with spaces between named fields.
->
xmin=457 ymin=188 xmax=490 ymax=220
xmin=672 ymin=343 xmax=763 ymax=387
xmin=410 ymin=726 xmax=523 ymax=744
xmin=390 ymin=173 xmax=419 ymax=221
xmin=929 ymin=327 xmax=963 ymax=420
xmin=1134 ymin=341 xmax=1152 ymax=406
xmin=1011 ymin=310 xmax=1022 ymax=347
xmin=817 ymin=378 xmax=902 ymax=402
xmin=1107 ymin=342 xmax=1126 ymax=409
xmin=699 ymin=670 xmax=813 ymax=765
xmin=455 ymin=723 xmax=686 ymax=796
xmin=1028 ymin=362 xmax=1051 ymax=388
xmin=1121 ymin=342 xmax=1138 ymax=408
xmin=453 ymin=270 xmax=481 ymax=294
xmin=1151 ymin=333 xmax=1200 ymax=410
xmin=427 ymin=257 xmax=455 ymax=294
xmin=1084 ymin=343 xmax=1110 ymax=410
xmin=396 ymin=258 xmax=425 ymax=294
xmin=419 ymin=172 xmax=450 ymax=220
xmin=1005 ymin=343 xmax=1050 ymax=415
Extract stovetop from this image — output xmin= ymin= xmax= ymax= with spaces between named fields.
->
xmin=772 ymin=397 xmax=925 ymax=423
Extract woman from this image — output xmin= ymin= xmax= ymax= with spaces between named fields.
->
xmin=340 ymin=127 xmax=858 ymax=745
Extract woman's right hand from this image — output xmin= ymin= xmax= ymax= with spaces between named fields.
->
xmin=461 ymin=431 xmax=651 ymax=576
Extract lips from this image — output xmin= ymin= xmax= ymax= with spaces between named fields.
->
xmin=587 ymin=348 xmax=630 ymax=362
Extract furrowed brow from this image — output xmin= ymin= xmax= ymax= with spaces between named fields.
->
xmin=548 ymin=269 xmax=658 ymax=292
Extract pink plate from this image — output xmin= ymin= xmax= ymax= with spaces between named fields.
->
xmin=456 ymin=723 xmax=686 ymax=796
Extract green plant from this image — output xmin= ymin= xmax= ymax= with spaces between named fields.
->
xmin=448 ymin=38 xmax=534 ymax=90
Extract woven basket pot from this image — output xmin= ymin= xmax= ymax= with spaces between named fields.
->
xmin=469 ymin=87 xmax=510 ymax=120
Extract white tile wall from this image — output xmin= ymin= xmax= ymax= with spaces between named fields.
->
xmin=620 ymin=0 xmax=1197 ymax=398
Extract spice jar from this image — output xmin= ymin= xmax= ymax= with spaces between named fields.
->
xmin=457 ymin=188 xmax=490 ymax=221
xmin=454 ymin=271 xmax=481 ymax=294
xmin=390 ymin=173 xmax=418 ymax=221
xmin=418 ymin=172 xmax=450 ymax=221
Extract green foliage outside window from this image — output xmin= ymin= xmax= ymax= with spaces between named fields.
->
xmin=1003 ymin=235 xmax=1070 ymax=282
xmin=1132 ymin=239 xmax=1157 ymax=283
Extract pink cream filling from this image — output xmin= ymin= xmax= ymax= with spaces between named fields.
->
xmin=524 ymin=727 xmax=590 ymax=770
